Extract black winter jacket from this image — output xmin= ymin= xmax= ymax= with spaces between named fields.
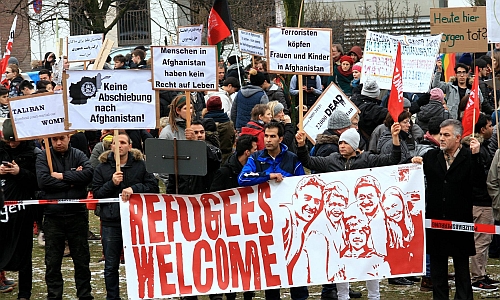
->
xmin=36 ymin=146 xmax=93 ymax=215
xmin=210 ymin=152 xmax=242 ymax=192
xmin=312 ymin=129 xmax=340 ymax=157
xmin=93 ymin=149 xmax=159 ymax=227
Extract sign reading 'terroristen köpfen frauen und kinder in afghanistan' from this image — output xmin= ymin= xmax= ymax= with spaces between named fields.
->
xmin=303 ymin=82 xmax=360 ymax=144
xmin=267 ymin=27 xmax=332 ymax=75
xmin=238 ymin=29 xmax=265 ymax=56
xmin=9 ymin=93 xmax=73 ymax=140
xmin=67 ymin=33 xmax=103 ymax=62
xmin=151 ymin=46 xmax=218 ymax=91
xmin=64 ymin=70 xmax=157 ymax=130
xmin=121 ymin=164 xmax=425 ymax=299
xmin=361 ymin=30 xmax=442 ymax=93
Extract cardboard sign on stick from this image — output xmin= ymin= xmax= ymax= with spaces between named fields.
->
xmin=238 ymin=29 xmax=265 ymax=56
xmin=178 ymin=25 xmax=203 ymax=46
xmin=67 ymin=33 xmax=104 ymax=62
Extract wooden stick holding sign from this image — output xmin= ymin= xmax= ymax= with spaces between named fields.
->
xmin=114 ymin=130 xmax=121 ymax=172
xmin=43 ymin=138 xmax=54 ymax=173
xmin=298 ymin=75 xmax=304 ymax=130
xmin=185 ymin=92 xmax=192 ymax=128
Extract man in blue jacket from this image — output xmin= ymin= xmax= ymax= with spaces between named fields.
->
xmin=93 ymin=132 xmax=158 ymax=300
xmin=238 ymin=121 xmax=308 ymax=300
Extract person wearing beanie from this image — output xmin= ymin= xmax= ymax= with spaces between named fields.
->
xmin=311 ymin=110 xmax=352 ymax=157
xmin=351 ymin=63 xmax=362 ymax=90
xmin=416 ymin=89 xmax=450 ymax=132
xmin=226 ymin=55 xmax=245 ymax=85
xmin=268 ymin=101 xmax=297 ymax=154
xmin=0 ymin=118 xmax=41 ymax=299
xmin=290 ymin=74 xmax=322 ymax=109
xmin=231 ymin=69 xmax=269 ymax=131
xmin=203 ymin=96 xmax=235 ymax=163
xmin=327 ymin=55 xmax=354 ymax=96
xmin=458 ymin=53 xmax=472 ymax=67
xmin=348 ymin=46 xmax=363 ymax=63
xmin=377 ymin=111 xmax=415 ymax=164
xmin=204 ymin=77 xmax=241 ymax=119
xmin=361 ymin=80 xmax=380 ymax=99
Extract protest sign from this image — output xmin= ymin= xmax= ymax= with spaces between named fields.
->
xmin=430 ymin=7 xmax=487 ymax=52
xmin=361 ymin=30 xmax=442 ymax=93
xmin=64 ymin=70 xmax=157 ymax=130
xmin=67 ymin=33 xmax=103 ymax=62
xmin=303 ymin=82 xmax=359 ymax=143
xmin=267 ymin=27 xmax=332 ymax=75
xmin=487 ymin=1 xmax=500 ymax=43
xmin=121 ymin=164 xmax=425 ymax=299
xmin=178 ymin=25 xmax=203 ymax=46
xmin=151 ymin=46 xmax=217 ymax=91
xmin=9 ymin=93 xmax=73 ymax=140
xmin=238 ymin=29 xmax=265 ymax=56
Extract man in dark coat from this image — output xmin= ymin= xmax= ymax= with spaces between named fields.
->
xmin=0 ymin=119 xmax=40 ymax=299
xmin=412 ymin=119 xmax=484 ymax=300
xmin=93 ymin=132 xmax=158 ymax=300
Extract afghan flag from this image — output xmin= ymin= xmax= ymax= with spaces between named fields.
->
xmin=388 ymin=42 xmax=404 ymax=122
xmin=441 ymin=53 xmax=456 ymax=82
xmin=462 ymin=66 xmax=480 ymax=137
xmin=207 ymin=0 xmax=233 ymax=45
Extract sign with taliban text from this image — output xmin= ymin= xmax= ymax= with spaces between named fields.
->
xmin=151 ymin=46 xmax=218 ymax=91
xmin=9 ymin=93 xmax=74 ymax=140
xmin=430 ymin=7 xmax=487 ymax=53
xmin=267 ymin=27 xmax=332 ymax=75
xmin=361 ymin=30 xmax=442 ymax=93
xmin=303 ymin=82 xmax=360 ymax=144
xmin=64 ymin=70 xmax=157 ymax=130
xmin=120 ymin=164 xmax=425 ymax=299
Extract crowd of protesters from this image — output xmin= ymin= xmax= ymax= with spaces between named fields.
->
xmin=1 ymin=42 xmax=500 ymax=300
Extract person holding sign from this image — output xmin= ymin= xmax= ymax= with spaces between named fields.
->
xmin=159 ymin=95 xmax=191 ymax=140
xmin=290 ymin=74 xmax=322 ymax=109
xmin=92 ymin=132 xmax=159 ymax=300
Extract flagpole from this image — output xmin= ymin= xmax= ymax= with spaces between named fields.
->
xmin=491 ymin=43 xmax=500 ymax=148
xmin=297 ymin=0 xmax=305 ymax=131
xmin=472 ymin=106 xmax=476 ymax=137
xmin=230 ymin=30 xmax=243 ymax=88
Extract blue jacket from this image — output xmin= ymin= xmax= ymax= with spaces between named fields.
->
xmin=238 ymin=144 xmax=305 ymax=186
xmin=231 ymin=85 xmax=269 ymax=130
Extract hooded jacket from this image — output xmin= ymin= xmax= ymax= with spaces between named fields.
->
xmin=266 ymin=83 xmax=288 ymax=113
xmin=416 ymin=101 xmax=450 ymax=132
xmin=93 ymin=149 xmax=159 ymax=227
xmin=240 ymin=120 xmax=266 ymax=150
xmin=377 ymin=130 xmax=412 ymax=163
xmin=159 ymin=118 xmax=187 ymax=140
xmin=312 ymin=129 xmax=340 ymax=157
xmin=231 ymin=85 xmax=269 ymax=130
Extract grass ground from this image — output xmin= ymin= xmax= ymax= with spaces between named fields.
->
xmin=2 ymin=212 xmax=500 ymax=299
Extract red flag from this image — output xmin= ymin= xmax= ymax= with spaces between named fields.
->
xmin=462 ymin=66 xmax=480 ymax=137
xmin=207 ymin=0 xmax=233 ymax=45
xmin=388 ymin=42 xmax=404 ymax=122
xmin=0 ymin=16 xmax=18 ymax=76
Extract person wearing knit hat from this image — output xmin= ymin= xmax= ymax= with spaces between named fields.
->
xmin=351 ymin=63 xmax=362 ymax=90
xmin=267 ymin=101 xmax=297 ymax=153
xmin=429 ymin=88 xmax=444 ymax=103
xmin=327 ymin=55 xmax=354 ymax=96
xmin=458 ymin=53 xmax=472 ymax=67
xmin=311 ymin=110 xmax=354 ymax=157
xmin=249 ymin=69 xmax=266 ymax=86
xmin=416 ymin=90 xmax=450 ymax=132
xmin=339 ymin=128 xmax=360 ymax=150
xmin=348 ymin=46 xmax=363 ymax=63
xmin=361 ymin=80 xmax=380 ymax=99
xmin=329 ymin=110 xmax=352 ymax=130
xmin=206 ymin=96 xmax=223 ymax=112
xmin=204 ymin=95 xmax=234 ymax=163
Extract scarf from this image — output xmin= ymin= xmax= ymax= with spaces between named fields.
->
xmin=337 ymin=65 xmax=352 ymax=77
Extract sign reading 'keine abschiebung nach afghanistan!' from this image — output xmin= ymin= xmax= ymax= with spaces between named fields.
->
xmin=267 ymin=27 xmax=332 ymax=75
xmin=65 ymin=70 xmax=157 ymax=130
xmin=151 ymin=46 xmax=218 ymax=91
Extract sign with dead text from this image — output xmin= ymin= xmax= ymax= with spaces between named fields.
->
xmin=121 ymin=164 xmax=426 ymax=299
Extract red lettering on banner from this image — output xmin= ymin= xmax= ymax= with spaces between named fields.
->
xmin=258 ymin=183 xmax=273 ymax=234
xmin=179 ymin=196 xmax=202 ymax=241
xmin=201 ymin=193 xmax=222 ymax=240
xmin=240 ymin=187 xmax=258 ymax=235
xmin=133 ymin=245 xmax=154 ymax=298
xmin=130 ymin=195 xmax=145 ymax=244
xmin=165 ymin=195 xmax=179 ymax=242
xmin=259 ymin=235 xmax=281 ymax=287
xmin=156 ymin=244 xmax=176 ymax=295
xmin=220 ymin=190 xmax=240 ymax=237
xmin=193 ymin=240 xmax=214 ymax=293
xmin=215 ymin=238 xmax=230 ymax=290
xmin=176 ymin=242 xmax=193 ymax=294
xmin=229 ymin=241 xmax=261 ymax=290
xmin=146 ymin=195 xmax=165 ymax=243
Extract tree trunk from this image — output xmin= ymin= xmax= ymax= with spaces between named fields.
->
xmin=283 ymin=0 xmax=303 ymax=27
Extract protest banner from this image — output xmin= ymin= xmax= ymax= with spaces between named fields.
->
xmin=67 ymin=33 xmax=104 ymax=62
xmin=9 ymin=93 xmax=74 ymax=140
xmin=121 ymin=164 xmax=425 ymax=299
xmin=151 ymin=46 xmax=218 ymax=91
xmin=238 ymin=29 xmax=265 ymax=57
xmin=63 ymin=70 xmax=157 ymax=130
xmin=267 ymin=27 xmax=332 ymax=75
xmin=303 ymin=82 xmax=359 ymax=143
xmin=430 ymin=7 xmax=487 ymax=52
xmin=178 ymin=25 xmax=203 ymax=46
xmin=487 ymin=1 xmax=500 ymax=43
xmin=361 ymin=30 xmax=442 ymax=93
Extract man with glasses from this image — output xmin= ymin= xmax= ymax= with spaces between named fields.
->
xmin=432 ymin=61 xmax=484 ymax=120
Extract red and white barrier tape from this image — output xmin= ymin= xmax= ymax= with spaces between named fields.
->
xmin=3 ymin=197 xmax=119 ymax=206
xmin=425 ymin=219 xmax=498 ymax=234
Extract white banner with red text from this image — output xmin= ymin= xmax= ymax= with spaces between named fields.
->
xmin=120 ymin=164 xmax=426 ymax=299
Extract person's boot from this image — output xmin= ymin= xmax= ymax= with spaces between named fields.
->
xmin=349 ymin=288 xmax=362 ymax=298
xmin=0 ymin=271 xmax=16 ymax=288
xmin=243 ymin=291 xmax=255 ymax=300
xmin=420 ymin=276 xmax=433 ymax=292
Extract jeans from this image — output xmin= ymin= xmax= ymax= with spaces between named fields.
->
xmin=265 ymin=286 xmax=308 ymax=300
xmin=102 ymin=225 xmax=123 ymax=300
xmin=425 ymin=254 xmax=431 ymax=277
xmin=44 ymin=214 xmax=93 ymax=300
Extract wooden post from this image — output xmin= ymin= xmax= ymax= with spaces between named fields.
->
xmin=83 ymin=61 xmax=87 ymax=71
xmin=298 ymin=75 xmax=304 ymax=131
xmin=43 ymin=138 xmax=54 ymax=173
xmin=492 ymin=44 xmax=500 ymax=148
xmin=252 ymin=55 xmax=255 ymax=68
xmin=185 ymin=92 xmax=192 ymax=128
xmin=114 ymin=130 xmax=121 ymax=172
